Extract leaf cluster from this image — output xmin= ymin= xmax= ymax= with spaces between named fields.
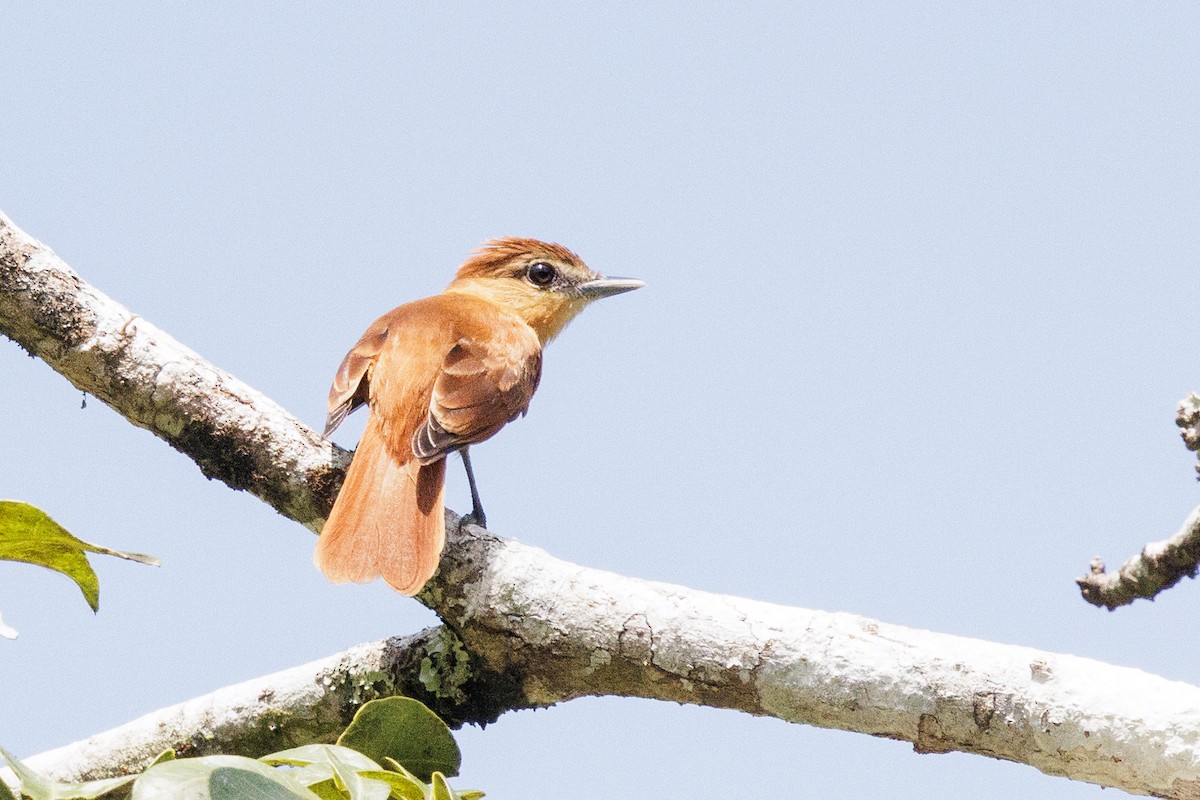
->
xmin=1 ymin=698 xmax=481 ymax=800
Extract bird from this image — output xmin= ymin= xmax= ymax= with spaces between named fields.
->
xmin=315 ymin=238 xmax=643 ymax=595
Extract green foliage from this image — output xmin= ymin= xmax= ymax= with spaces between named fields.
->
xmin=0 ymin=501 xmax=159 ymax=638
xmin=132 ymin=756 xmax=320 ymax=800
xmin=337 ymin=698 xmax=460 ymax=782
xmin=0 ymin=773 xmax=16 ymax=800
xmin=0 ymin=749 xmax=137 ymax=800
xmin=1 ymin=699 xmax=480 ymax=800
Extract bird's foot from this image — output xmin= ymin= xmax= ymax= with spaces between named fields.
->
xmin=459 ymin=510 xmax=487 ymax=530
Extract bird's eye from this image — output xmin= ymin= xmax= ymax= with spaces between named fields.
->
xmin=526 ymin=261 xmax=557 ymax=287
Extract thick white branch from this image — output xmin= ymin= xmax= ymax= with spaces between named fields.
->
xmin=434 ymin=524 xmax=1200 ymax=799
xmin=16 ymin=528 xmax=1200 ymax=798
xmin=5 ymin=211 xmax=1200 ymax=798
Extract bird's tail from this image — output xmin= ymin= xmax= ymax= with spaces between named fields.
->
xmin=315 ymin=416 xmax=446 ymax=595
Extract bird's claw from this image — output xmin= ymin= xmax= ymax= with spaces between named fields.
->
xmin=459 ymin=511 xmax=487 ymax=530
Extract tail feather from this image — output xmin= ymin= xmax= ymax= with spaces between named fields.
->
xmin=315 ymin=418 xmax=447 ymax=595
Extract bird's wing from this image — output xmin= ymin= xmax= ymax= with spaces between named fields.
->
xmin=324 ymin=319 xmax=391 ymax=438
xmin=411 ymin=331 xmax=542 ymax=463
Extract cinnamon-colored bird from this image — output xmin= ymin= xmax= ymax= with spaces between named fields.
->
xmin=316 ymin=238 xmax=643 ymax=595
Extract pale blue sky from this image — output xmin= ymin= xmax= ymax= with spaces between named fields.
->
xmin=4 ymin=4 xmax=1199 ymax=797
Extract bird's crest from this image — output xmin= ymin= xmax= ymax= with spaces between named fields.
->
xmin=455 ymin=238 xmax=585 ymax=280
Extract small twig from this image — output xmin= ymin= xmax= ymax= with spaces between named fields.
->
xmin=1178 ymin=393 xmax=1200 ymax=472
xmin=1077 ymin=505 xmax=1200 ymax=610
xmin=1075 ymin=394 xmax=1200 ymax=609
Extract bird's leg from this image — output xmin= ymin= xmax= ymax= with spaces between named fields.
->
xmin=459 ymin=447 xmax=487 ymax=529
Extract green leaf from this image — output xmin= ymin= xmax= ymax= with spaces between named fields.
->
xmin=132 ymin=756 xmax=321 ymax=800
xmin=149 ymin=750 xmax=177 ymax=766
xmin=0 ymin=748 xmax=52 ymax=800
xmin=303 ymin=780 xmax=346 ymax=800
xmin=0 ymin=501 xmax=159 ymax=612
xmin=0 ymin=775 xmax=16 ymax=800
xmin=380 ymin=759 xmax=421 ymax=784
xmin=262 ymin=745 xmax=388 ymax=800
xmin=382 ymin=758 xmax=459 ymax=799
xmin=208 ymin=767 xmax=314 ymax=800
xmin=356 ymin=772 xmax=425 ymax=800
xmin=337 ymin=698 xmax=460 ymax=783
xmin=430 ymin=773 xmax=455 ymax=800
xmin=263 ymin=745 xmax=379 ymax=772
xmin=0 ymin=747 xmax=136 ymax=799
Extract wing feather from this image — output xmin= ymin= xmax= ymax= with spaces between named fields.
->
xmin=411 ymin=333 xmax=541 ymax=464
xmin=324 ymin=321 xmax=390 ymax=438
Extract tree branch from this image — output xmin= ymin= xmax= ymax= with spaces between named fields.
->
xmin=1179 ymin=393 xmax=1200 ymax=468
xmin=1076 ymin=506 xmax=1200 ymax=610
xmin=20 ymin=629 xmax=455 ymax=782
xmin=17 ymin=525 xmax=1200 ymax=798
xmin=0 ymin=210 xmax=345 ymax=530
xmin=1074 ymin=395 xmax=1200 ymax=609
xmin=6 ymin=211 xmax=1200 ymax=799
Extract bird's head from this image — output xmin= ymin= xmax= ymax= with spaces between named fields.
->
xmin=446 ymin=238 xmax=644 ymax=343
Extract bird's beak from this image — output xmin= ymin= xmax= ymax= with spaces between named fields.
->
xmin=577 ymin=276 xmax=646 ymax=299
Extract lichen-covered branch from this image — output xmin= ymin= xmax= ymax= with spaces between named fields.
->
xmin=6 ymin=211 xmax=1200 ymax=798
xmin=18 ymin=525 xmax=1200 ymax=799
xmin=1076 ymin=506 xmax=1200 ymax=610
xmin=11 ymin=627 xmax=511 ymax=784
xmin=0 ymin=211 xmax=345 ymax=530
xmin=18 ymin=631 xmax=440 ymax=782
xmin=1074 ymin=394 xmax=1200 ymax=610
xmin=1178 ymin=393 xmax=1200 ymax=469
